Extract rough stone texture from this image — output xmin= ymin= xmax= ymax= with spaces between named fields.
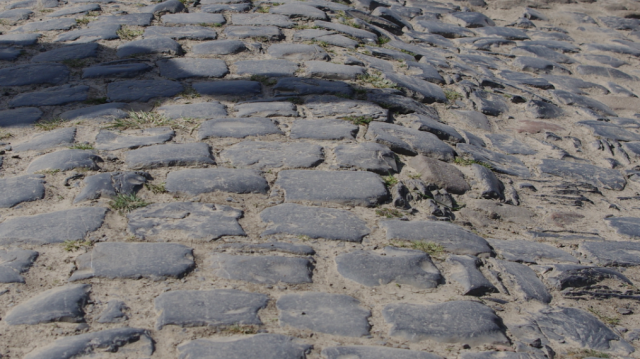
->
xmin=60 ymin=103 xmax=128 ymax=122
xmin=0 ymin=249 xmax=38 ymax=283
xmin=0 ymin=108 xmax=43 ymax=127
xmin=336 ymin=246 xmax=442 ymax=288
xmin=260 ymin=203 xmax=369 ymax=242
xmin=211 ymin=254 xmax=314 ymax=284
xmin=70 ymin=242 xmax=194 ymax=280
xmin=580 ymin=241 xmax=640 ymax=266
xmin=323 ymin=346 xmax=443 ymax=359
xmin=457 ymin=144 xmax=531 ymax=177
xmin=487 ymin=239 xmax=578 ymax=264
xmin=383 ymin=301 xmax=509 ymax=345
xmin=0 ymin=207 xmax=106 ymax=245
xmin=365 ymin=122 xmax=456 ymax=160
xmin=125 ymin=143 xmax=215 ymax=169
xmin=166 ymin=168 xmax=268 ymax=195
xmin=95 ymin=127 xmax=174 ymax=150
xmin=155 ymin=289 xmax=268 ymax=329
xmin=158 ymin=58 xmax=229 ymax=79
xmin=74 ymin=171 xmax=147 ymax=203
xmin=157 ymin=102 xmax=227 ymax=119
xmin=447 ymin=255 xmax=497 ymax=296
xmin=472 ymin=164 xmax=505 ymax=201
xmin=107 ymin=80 xmax=183 ymax=102
xmin=539 ymin=159 xmax=626 ymax=191
xmin=381 ymin=220 xmax=492 ymax=256
xmin=217 ymin=242 xmax=315 ymax=256
xmin=97 ymin=300 xmax=127 ymax=323
xmin=334 ymin=142 xmax=398 ymax=174
xmin=409 ymin=156 xmax=469 ymax=194
xmin=495 ymin=259 xmax=552 ymax=303
xmin=178 ymin=334 xmax=312 ymax=359
xmin=10 ymin=85 xmax=89 ymax=107
xmin=290 ymin=119 xmax=358 ymax=140
xmin=275 ymin=170 xmax=389 ymax=207
xmin=235 ymin=101 xmax=297 ymax=117
xmin=220 ymin=141 xmax=324 ymax=170
xmin=0 ymin=174 xmax=45 ymax=208
xmin=4 ymin=284 xmax=90 ymax=325
xmin=198 ymin=117 xmax=282 ymax=139
xmin=13 ymin=127 xmax=76 ymax=152
xmin=277 ymin=292 xmax=371 ymax=337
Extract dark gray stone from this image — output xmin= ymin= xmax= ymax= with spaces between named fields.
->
xmin=336 ymin=246 xmax=442 ymax=289
xmin=383 ymin=301 xmax=509 ymax=345
xmin=409 ymin=156 xmax=470 ymax=194
xmin=539 ymin=159 xmax=626 ymax=191
xmin=381 ymin=220 xmax=492 ymax=256
xmin=488 ymin=239 xmax=577 ymax=264
xmin=495 ymin=260 xmax=551 ymax=303
xmin=70 ymin=242 xmax=194 ymax=280
xmin=305 ymin=61 xmax=365 ymax=80
xmin=365 ymin=122 xmax=455 ymax=160
xmin=158 ymin=58 xmax=228 ymax=79
xmin=486 ymin=134 xmax=537 ymax=155
xmin=83 ymin=62 xmax=153 ymax=79
xmin=0 ymin=207 xmax=106 ymax=245
xmin=323 ymin=346 xmax=442 ymax=359
xmin=127 ymin=202 xmax=244 ymax=241
xmin=275 ymin=170 xmax=389 ymax=207
xmin=144 ymin=26 xmax=218 ymax=40
xmin=580 ymin=54 xmax=626 ymax=68
xmin=385 ymin=72 xmax=447 ymax=104
xmin=456 ymin=144 xmax=531 ymax=177
xmin=116 ymin=37 xmax=181 ymax=58
xmin=94 ymin=13 xmax=153 ymax=26
xmin=499 ymin=70 xmax=554 ymax=89
xmin=193 ymin=80 xmax=261 ymax=97
xmin=407 ymin=62 xmax=445 ymax=84
xmin=179 ymin=334 xmax=311 ymax=359
xmin=0 ymin=174 xmax=45 ymax=208
xmin=55 ymin=23 xmax=120 ymax=43
xmin=580 ymin=241 xmax=640 ymax=266
xmin=97 ymin=300 xmax=127 ymax=323
xmin=448 ymin=11 xmax=495 ymax=27
xmin=235 ymin=101 xmax=297 ymax=117
xmin=232 ymin=13 xmax=292 ymax=27
xmin=31 ymin=43 xmax=97 ymax=63
xmin=220 ymin=141 xmax=323 ymax=170
xmin=212 ymin=254 xmax=313 ymax=284
xmin=472 ymin=164 xmax=505 ymax=201
xmin=198 ymin=117 xmax=282 ymax=139
xmin=10 ymin=84 xmax=88 ymax=107
xmin=26 ymin=149 xmax=102 ymax=174
xmin=14 ymin=18 xmax=75 ymax=32
xmin=0 ymin=47 xmax=22 ymax=61
xmin=553 ymin=90 xmax=616 ymax=117
xmin=224 ymin=26 xmax=283 ymax=41
xmin=201 ymin=3 xmax=251 ymax=12
xmin=166 ymin=168 xmax=268 ymax=195
xmin=235 ymin=59 xmax=298 ymax=77
xmin=155 ymin=289 xmax=268 ymax=329
xmin=576 ymin=65 xmax=635 ymax=80
xmin=0 ymin=63 xmax=68 ymax=86
xmin=290 ymin=119 xmax=358 ymax=140
xmin=453 ymin=110 xmax=491 ymax=131
xmin=271 ymin=3 xmax=327 ymax=20
xmin=522 ymin=40 xmax=579 ymax=53
xmin=511 ymin=45 xmax=575 ymax=64
xmin=7 ymin=0 xmax=58 ymax=9
xmin=313 ymin=20 xmax=377 ymax=42
xmin=5 ymin=284 xmax=90 ymax=325
xmin=161 ymin=13 xmax=225 ymax=25
xmin=74 ymin=171 xmax=147 ymax=203
xmin=217 ymin=242 xmax=315 ymax=256
xmin=366 ymin=46 xmax=415 ymax=62
xmin=447 ymin=255 xmax=497 ymax=296
xmin=157 ymin=102 xmax=226 ymax=119
xmin=0 ymin=33 xmax=40 ymax=46
xmin=305 ymin=96 xmax=387 ymax=120
xmin=0 ymin=9 xmax=33 ymax=21
xmin=277 ymin=292 xmax=371 ymax=336
xmin=404 ymin=114 xmax=463 ymax=143
xmin=544 ymin=264 xmax=632 ymax=290
xmin=513 ymin=56 xmax=570 ymax=75
xmin=0 ymin=249 xmax=38 ymax=283
xmin=24 ymin=328 xmax=153 ymax=359
xmin=95 ymin=127 xmax=174 ymax=151
xmin=139 ymin=0 xmax=185 ymax=14
xmin=260 ymin=203 xmax=369 ymax=242
xmin=334 ymin=142 xmax=397 ymax=174
xmin=526 ymin=100 xmax=563 ymax=119
xmin=107 ymin=80 xmax=183 ymax=102
xmin=543 ymin=75 xmax=609 ymax=95
xmin=578 ymin=121 xmax=640 ymax=142
xmin=605 ymin=217 xmax=640 ymax=239
xmin=273 ymin=77 xmax=353 ymax=97
xmin=414 ymin=20 xmax=475 ymax=38
xmin=60 ymin=103 xmax=128 ymax=122
xmin=267 ymin=43 xmax=329 ymax=61
xmin=607 ymin=82 xmax=635 ymax=97
xmin=531 ymin=307 xmax=633 ymax=353
xmin=470 ymin=90 xmax=509 ymax=117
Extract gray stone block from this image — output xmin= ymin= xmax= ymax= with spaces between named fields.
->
xmin=125 ymin=143 xmax=214 ymax=169
xmin=166 ymin=168 xmax=268 ymax=195
xmin=487 ymin=239 xmax=578 ymax=264
xmin=157 ymin=102 xmax=226 ymax=119
xmin=235 ymin=59 xmax=298 ymax=77
xmin=404 ymin=114 xmax=463 ymax=143
xmin=178 ymin=334 xmax=312 ymax=359
xmin=161 ymin=12 xmax=225 ymax=25
xmin=0 ymin=174 xmax=45 ymax=208
xmin=408 ymin=156 xmax=470 ymax=194
xmin=217 ymin=242 xmax=315 ymax=256
xmin=267 ymin=43 xmax=329 ymax=61
xmin=4 ymin=284 xmax=90 ymax=325
xmin=220 ymin=141 xmax=323 ymax=170
xmin=144 ymin=25 xmax=218 ymax=40
xmin=60 ymin=103 xmax=128 ymax=122
xmin=0 ymin=249 xmax=38 ymax=283
xmin=273 ymin=77 xmax=353 ymax=97
xmin=323 ymin=346 xmax=443 ymax=359
xmin=224 ymin=25 xmax=283 ymax=40
xmin=305 ymin=96 xmax=388 ymax=120
xmin=270 ymin=3 xmax=327 ymax=20
xmin=365 ymin=122 xmax=455 ymax=160
xmin=158 ymin=58 xmax=228 ymax=79
xmin=305 ymin=61 xmax=364 ymax=80
xmin=10 ymin=84 xmax=87 ymax=107
xmin=95 ymin=127 xmax=174 ymax=150
xmin=212 ymin=254 xmax=313 ymax=284
xmin=314 ymin=20 xmax=377 ymax=42
xmin=198 ymin=117 xmax=282 ymax=139
xmin=0 ymin=33 xmax=40 ymax=46
xmin=334 ymin=142 xmax=398 ymax=174
xmin=495 ymin=259 xmax=551 ymax=303
xmin=26 ymin=149 xmax=102 ymax=173
xmin=552 ymin=90 xmax=616 ymax=117
xmin=232 ymin=13 xmax=293 ymax=27
xmin=55 ymin=23 xmax=120 ymax=42
xmin=457 ymin=144 xmax=531 ymax=177
xmin=544 ymin=264 xmax=632 ymax=290
xmin=472 ymin=164 xmax=505 ymax=201
xmin=14 ymin=18 xmax=76 ymax=32
xmin=107 ymin=80 xmax=183 ymax=102
xmin=0 ymin=108 xmax=43 ymax=127
xmin=117 ymin=37 xmax=181 ymax=58
xmin=578 ymin=121 xmax=640 ymax=142
xmin=193 ymin=80 xmax=261 ymax=97
xmin=290 ymin=119 xmax=358 ymax=140
xmin=94 ymin=13 xmax=153 ymax=26
xmin=539 ymin=159 xmax=625 ymax=191
xmin=97 ymin=300 xmax=127 ymax=323
xmin=447 ymin=255 xmax=497 ymax=296
xmin=139 ymin=0 xmax=185 ymax=14
xmin=30 ymin=43 xmax=98 ymax=63
xmin=83 ymin=62 xmax=153 ymax=78
xmin=235 ymin=101 xmax=297 ymax=117
xmin=13 ymin=127 xmax=76 ymax=151
xmin=74 ymin=171 xmax=147 ymax=203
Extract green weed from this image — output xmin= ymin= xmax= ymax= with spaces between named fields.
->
xmin=117 ymin=26 xmax=143 ymax=40
xmin=62 ymin=239 xmax=92 ymax=252
xmin=382 ymin=175 xmax=398 ymax=187
xmin=69 ymin=143 xmax=94 ymax=150
xmin=444 ymin=89 xmax=463 ymax=102
xmin=35 ymin=118 xmax=65 ymax=131
xmin=250 ymin=75 xmax=277 ymax=86
xmin=0 ymin=131 xmax=12 ymax=140
xmin=62 ymin=59 xmax=86 ymax=68
xmin=145 ymin=182 xmax=167 ymax=194
xmin=357 ymin=72 xmax=399 ymax=89
xmin=103 ymin=111 xmax=170 ymax=130
xmin=453 ymin=157 xmax=491 ymax=169
xmin=84 ymin=97 xmax=107 ymax=105
xmin=587 ymin=308 xmax=620 ymax=326
xmin=342 ymin=115 xmax=373 ymax=126
xmin=109 ymin=194 xmax=151 ymax=214
xmin=375 ymin=208 xmax=403 ymax=218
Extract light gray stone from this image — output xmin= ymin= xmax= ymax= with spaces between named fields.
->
xmin=14 ymin=18 xmax=75 ymax=32
xmin=0 ymin=174 xmax=45 ymax=208
xmin=539 ymin=159 xmax=626 ymax=191
xmin=13 ymin=127 xmax=76 ymax=152
xmin=157 ymin=102 xmax=227 ymax=119
xmin=305 ymin=96 xmax=388 ymax=120
xmin=232 ymin=13 xmax=293 ymax=27
xmin=26 ymin=149 xmax=102 ymax=174
xmin=273 ymin=77 xmax=354 ymax=97
xmin=198 ymin=117 xmax=282 ymax=139
xmin=409 ymin=156 xmax=470 ymax=194
xmin=495 ymin=259 xmax=551 ymax=303
xmin=161 ymin=13 xmax=225 ymax=25
xmin=144 ymin=26 xmax=218 ymax=40
xmin=4 ymin=284 xmax=90 ymax=325
xmin=55 ymin=23 xmax=120 ymax=42
xmin=267 ymin=43 xmax=329 ymax=61
xmin=472 ymin=164 xmax=505 ymax=201
xmin=178 ymin=334 xmax=312 ymax=359
xmin=95 ymin=127 xmax=174 ymax=151
xmin=60 ymin=103 xmax=128 ymax=122
xmin=304 ymin=61 xmax=364 ymax=80
xmin=217 ymin=242 xmax=315 ymax=256
xmin=74 ymin=171 xmax=147 ymax=203
xmin=456 ymin=144 xmax=531 ymax=177
xmin=487 ymin=239 xmax=578 ymax=264
xmin=447 ymin=255 xmax=497 ymax=296
xmin=334 ymin=142 xmax=398 ymax=174
xmin=235 ymin=59 xmax=298 ymax=77
xmin=83 ymin=62 xmax=153 ymax=79
xmin=220 ymin=141 xmax=323 ymax=170
xmin=235 ymin=101 xmax=297 ymax=117
xmin=166 ymin=168 xmax=268 ymax=195
xmin=323 ymin=346 xmax=442 ymax=359
xmin=224 ymin=26 xmax=283 ymax=41
xmin=97 ymin=300 xmax=127 ymax=323
xmin=290 ymin=119 xmax=358 ymax=140
xmin=270 ymin=3 xmax=327 ymax=20
xmin=0 ymin=249 xmax=38 ymax=283
xmin=211 ymin=254 xmax=313 ymax=284
xmin=486 ymin=134 xmax=537 ymax=155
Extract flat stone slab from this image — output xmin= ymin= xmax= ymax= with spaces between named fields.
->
xmin=13 ymin=127 xmax=75 ymax=152
xmin=452 ymin=110 xmax=491 ymax=131
xmin=275 ymin=170 xmax=389 ymax=207
xmin=495 ymin=259 xmax=551 ymax=303
xmin=273 ymin=77 xmax=353 ymax=97
xmin=232 ymin=13 xmax=293 ymax=27
xmin=487 ymin=239 xmax=578 ymax=264
xmin=0 ymin=207 xmax=106 ymax=245
xmin=157 ymin=102 xmax=227 ymax=119
xmin=220 ymin=141 xmax=323 ymax=170
xmin=447 ymin=255 xmax=497 ymax=296
xmin=144 ymin=26 xmax=218 ymax=40
xmin=409 ymin=156 xmax=470 ymax=194
xmin=539 ymin=159 xmax=626 ymax=191
xmin=10 ymin=85 xmax=89 ymax=107
xmin=260 ymin=203 xmax=370 ymax=242
xmin=0 ymin=33 xmax=40 ymax=46
xmin=198 ymin=117 xmax=282 ymax=139
xmin=290 ymin=119 xmax=358 ymax=140
xmin=60 ymin=103 xmax=128 ymax=122
xmin=117 ymin=37 xmax=181 ymax=58
xmin=24 ymin=328 xmax=153 ymax=359
xmin=267 ymin=43 xmax=329 ymax=61
xmin=30 ymin=43 xmax=98 ymax=63
xmin=166 ymin=168 xmax=268 ymax=195
xmin=0 ymin=249 xmax=38 ymax=283
xmin=14 ymin=18 xmax=75 ymax=32
xmin=211 ymin=254 xmax=313 ymax=284
xmin=404 ymin=114 xmax=463 ymax=143
xmin=158 ymin=58 xmax=228 ymax=79
xmin=0 ymin=174 xmax=45 ymax=208
xmin=383 ymin=301 xmax=509 ymax=345
xmin=125 ymin=143 xmax=215 ymax=169
xmin=271 ymin=3 xmax=327 ymax=19
xmin=336 ymin=246 xmax=442 ymax=289
xmin=323 ymin=346 xmax=442 ymax=359
xmin=334 ymin=142 xmax=398 ymax=174
xmin=365 ymin=122 xmax=455 ymax=160
xmin=414 ymin=20 xmax=475 ymax=38
xmin=26 ymin=149 xmax=102 ymax=174
xmin=96 ymin=127 xmax=174 ymax=151
xmin=139 ymin=0 xmax=185 ymax=14
xmin=74 ymin=171 xmax=147 ymax=203
xmin=107 ymin=80 xmax=183 ymax=102
xmin=97 ymin=300 xmax=127 ymax=323
xmin=224 ymin=25 xmax=283 ymax=40
xmin=277 ymin=292 xmax=371 ymax=336
xmin=544 ymin=264 xmax=632 ymax=290
xmin=380 ymin=220 xmax=492 ymax=256
xmin=305 ymin=61 xmax=364 ymax=80
xmin=127 ymin=202 xmax=244 ymax=241
xmin=155 ymin=289 xmax=268 ymax=329
xmin=578 ymin=120 xmax=640 ymax=142
xmin=552 ymin=90 xmax=616 ymax=117
xmin=486 ymin=134 xmax=537 ymax=155
xmin=456 ymin=144 xmax=531 ymax=177
xmin=193 ymin=80 xmax=261 ymax=97
xmin=70 ymin=242 xmax=194 ymax=280
xmin=55 ymin=23 xmax=120 ymax=42
xmin=305 ymin=96 xmax=388 ymax=120
xmin=94 ymin=13 xmax=153 ymax=26
xmin=235 ymin=59 xmax=298 ymax=77
xmin=83 ymin=62 xmax=153 ymax=79
xmin=0 ymin=108 xmax=43 ymax=127
xmin=604 ymin=217 xmax=640 ymax=239
xmin=47 ymin=3 xmax=99 ymax=17
xmin=217 ymin=242 xmax=315 ymax=256
xmin=235 ymin=101 xmax=298 ymax=117
xmin=314 ymin=20 xmax=377 ymax=42
xmin=162 ymin=13 xmax=225 ymax=25
xmin=178 ymin=334 xmax=312 ymax=359
xmin=4 ymin=284 xmax=90 ymax=325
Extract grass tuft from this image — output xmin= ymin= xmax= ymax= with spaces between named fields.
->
xmin=587 ymin=308 xmax=620 ymax=326
xmin=145 ymin=182 xmax=166 ymax=194
xmin=357 ymin=72 xmax=399 ymax=89
xmin=103 ymin=111 xmax=171 ymax=130
xmin=250 ymin=75 xmax=277 ymax=86
xmin=109 ymin=194 xmax=151 ymax=214
xmin=0 ymin=131 xmax=12 ymax=140
xmin=75 ymin=17 xmax=96 ymax=25
xmin=567 ymin=349 xmax=610 ymax=359
xmin=376 ymin=208 xmax=404 ymax=218
xmin=179 ymin=87 xmax=201 ymax=99
xmin=200 ymin=22 xmax=222 ymax=27
xmin=117 ymin=26 xmax=143 ymax=40
xmin=342 ymin=115 xmax=373 ymax=126
xmin=84 ymin=97 xmax=108 ymax=105
xmin=36 ymin=169 xmax=61 ymax=175
xmin=69 ymin=143 xmax=94 ymax=150
xmin=444 ymin=89 xmax=463 ymax=102
xmin=382 ymin=175 xmax=398 ymax=187
xmin=453 ymin=157 xmax=491 ymax=169
xmin=220 ymin=324 xmax=258 ymax=335
xmin=62 ymin=239 xmax=93 ymax=252
xmin=62 ymin=59 xmax=86 ymax=68
xmin=35 ymin=118 xmax=65 ymax=131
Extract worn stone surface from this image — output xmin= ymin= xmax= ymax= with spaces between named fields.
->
xmin=334 ymin=142 xmax=397 ymax=174
xmin=5 ymin=284 xmax=90 ymax=325
xmin=488 ymin=239 xmax=577 ymax=264
xmin=178 ymin=334 xmax=312 ymax=359
xmin=235 ymin=101 xmax=297 ymax=117
xmin=365 ymin=122 xmax=456 ymax=160
xmin=107 ymin=80 xmax=183 ymax=102
xmin=157 ymin=102 xmax=227 ymax=119
xmin=74 ymin=171 xmax=147 ymax=203
xmin=220 ymin=141 xmax=323 ymax=170
xmin=97 ymin=300 xmax=127 ymax=323
xmin=410 ymin=155 xmax=469 ymax=194
xmin=13 ymin=127 xmax=75 ymax=152
xmin=539 ymin=159 xmax=626 ymax=191
xmin=323 ymin=346 xmax=443 ymax=359
xmin=198 ymin=117 xmax=282 ymax=139
xmin=447 ymin=255 xmax=497 ymax=296
xmin=0 ymin=174 xmax=45 ymax=208
xmin=457 ymin=144 xmax=531 ymax=177
xmin=212 ymin=254 xmax=313 ymax=284
xmin=125 ymin=143 xmax=215 ymax=169
xmin=0 ymin=249 xmax=38 ymax=283
xmin=290 ymin=119 xmax=358 ymax=140
xmin=166 ymin=168 xmax=268 ymax=195
xmin=95 ymin=127 xmax=174 ymax=150
xmin=495 ymin=259 xmax=552 ymax=303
